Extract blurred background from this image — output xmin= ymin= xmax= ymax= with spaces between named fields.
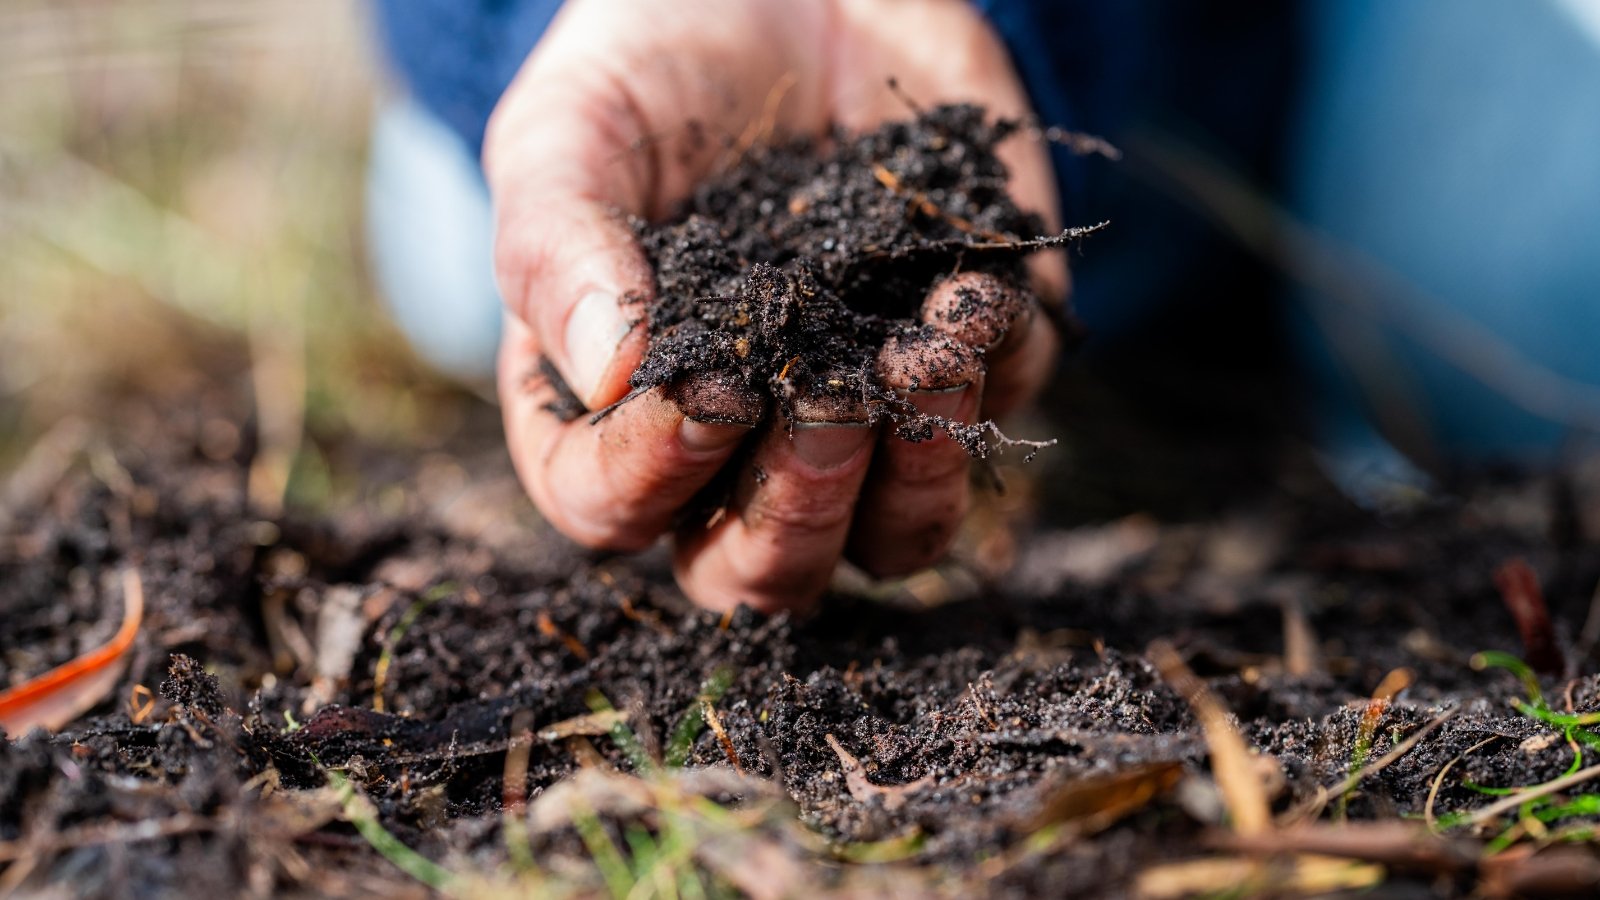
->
xmin=0 ymin=0 xmax=473 ymax=515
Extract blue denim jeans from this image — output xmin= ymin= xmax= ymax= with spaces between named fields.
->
xmin=365 ymin=97 xmax=502 ymax=383
xmin=1290 ymin=0 xmax=1600 ymax=489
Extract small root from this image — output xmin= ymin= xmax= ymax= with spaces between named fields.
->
xmin=587 ymin=386 xmax=649 ymax=425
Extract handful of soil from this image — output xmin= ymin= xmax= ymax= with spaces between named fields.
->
xmin=606 ymin=104 xmax=1103 ymax=457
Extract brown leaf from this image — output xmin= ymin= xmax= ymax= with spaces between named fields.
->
xmin=1023 ymin=760 xmax=1184 ymax=834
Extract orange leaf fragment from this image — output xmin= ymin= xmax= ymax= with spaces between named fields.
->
xmin=0 ymin=568 xmax=145 ymax=736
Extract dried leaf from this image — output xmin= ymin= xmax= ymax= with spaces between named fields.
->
xmin=1024 ymin=760 xmax=1184 ymax=834
xmin=0 ymin=568 xmax=144 ymax=735
xmin=1148 ymin=640 xmax=1272 ymax=835
xmin=1214 ymin=822 xmax=1476 ymax=873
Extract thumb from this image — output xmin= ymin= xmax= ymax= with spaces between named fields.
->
xmin=484 ymin=78 xmax=657 ymax=410
xmin=492 ymin=198 xmax=652 ymax=410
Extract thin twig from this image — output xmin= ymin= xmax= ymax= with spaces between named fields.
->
xmin=1148 ymin=640 xmax=1271 ymax=835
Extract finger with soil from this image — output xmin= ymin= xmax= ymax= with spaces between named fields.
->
xmin=500 ymin=316 xmax=758 ymax=551
xmin=847 ymin=331 xmax=982 ymax=577
xmin=672 ymin=391 xmax=876 ymax=613
xmin=922 ymin=272 xmax=1029 ymax=352
xmin=921 ymin=271 xmax=1057 ymax=420
xmin=976 ymin=298 xmax=1061 ymax=421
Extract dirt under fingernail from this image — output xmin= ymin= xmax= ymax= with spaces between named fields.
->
xmin=679 ymin=419 xmax=751 ymax=454
xmin=906 ymin=385 xmax=971 ymax=422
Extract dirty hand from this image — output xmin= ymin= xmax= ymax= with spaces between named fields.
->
xmin=488 ymin=0 xmax=1065 ymax=613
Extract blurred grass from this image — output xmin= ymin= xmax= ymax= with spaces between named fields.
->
xmin=0 ymin=0 xmax=471 ymax=506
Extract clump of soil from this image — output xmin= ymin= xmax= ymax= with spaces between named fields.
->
xmin=612 ymin=105 xmax=1100 ymax=454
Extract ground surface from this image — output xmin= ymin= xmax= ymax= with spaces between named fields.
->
xmin=5 ymin=386 xmax=1600 ymax=898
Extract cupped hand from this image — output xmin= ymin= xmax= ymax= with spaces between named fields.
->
xmin=487 ymin=0 xmax=1065 ymax=613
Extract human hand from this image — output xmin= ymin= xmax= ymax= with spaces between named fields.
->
xmin=487 ymin=0 xmax=1065 ymax=613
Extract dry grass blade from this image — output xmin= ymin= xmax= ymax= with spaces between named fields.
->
xmin=1280 ymin=594 xmax=1320 ymax=677
xmin=0 ymin=417 xmax=88 ymax=533
xmin=701 ymin=699 xmax=744 ymax=775
xmin=1290 ymin=706 xmax=1456 ymax=825
xmin=1148 ymin=640 xmax=1271 ymax=835
xmin=539 ymin=709 xmax=630 ymax=742
xmin=501 ymin=713 xmax=537 ymax=872
xmin=1024 ymin=760 xmax=1184 ymax=834
xmin=1135 ymin=853 xmax=1383 ymax=900
xmin=246 ymin=296 xmax=305 ymax=518
xmin=0 ymin=567 xmax=145 ymax=734
xmin=1425 ymin=735 xmax=1503 ymax=832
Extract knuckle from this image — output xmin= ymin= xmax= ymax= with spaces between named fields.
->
xmin=531 ymin=454 xmax=667 ymax=554
xmin=743 ymin=489 xmax=857 ymax=542
xmin=490 ymin=219 xmax=553 ymax=324
xmin=886 ymin=444 xmax=972 ymax=492
xmin=542 ymin=498 xmax=657 ymax=553
xmin=854 ymin=512 xmax=963 ymax=579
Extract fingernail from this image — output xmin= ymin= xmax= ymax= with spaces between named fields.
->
xmin=666 ymin=370 xmax=764 ymax=426
xmin=680 ymin=419 xmax=752 ymax=454
xmin=907 ymin=385 xmax=972 ymax=422
xmin=564 ymin=290 xmax=632 ymax=405
xmin=790 ymin=423 xmax=871 ymax=470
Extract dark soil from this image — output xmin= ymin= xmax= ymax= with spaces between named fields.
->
xmin=7 ymin=111 xmax=1600 ymax=897
xmin=6 ymin=389 xmax=1600 ymax=896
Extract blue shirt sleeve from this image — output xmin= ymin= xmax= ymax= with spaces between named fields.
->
xmin=370 ymin=0 xmax=565 ymax=160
